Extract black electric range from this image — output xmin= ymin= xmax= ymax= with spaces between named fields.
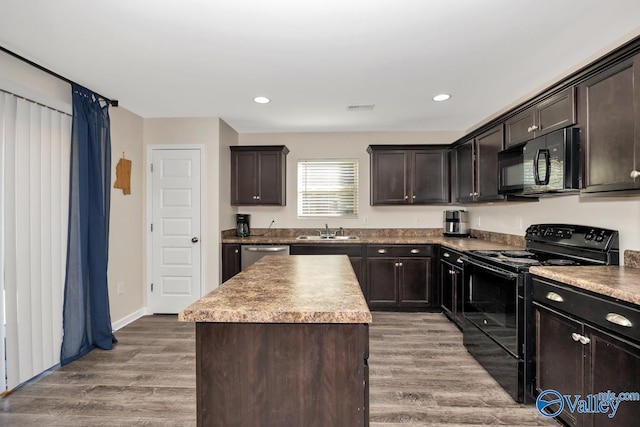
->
xmin=461 ymin=224 xmax=619 ymax=403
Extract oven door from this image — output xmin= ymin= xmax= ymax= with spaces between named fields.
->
xmin=463 ymin=257 xmax=522 ymax=357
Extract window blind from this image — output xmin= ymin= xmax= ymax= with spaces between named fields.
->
xmin=297 ymin=160 xmax=358 ymax=218
xmin=0 ymin=91 xmax=70 ymax=391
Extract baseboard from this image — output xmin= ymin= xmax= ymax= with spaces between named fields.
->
xmin=111 ymin=307 xmax=150 ymax=332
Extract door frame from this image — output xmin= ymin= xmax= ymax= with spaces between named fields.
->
xmin=145 ymin=145 xmax=205 ymax=313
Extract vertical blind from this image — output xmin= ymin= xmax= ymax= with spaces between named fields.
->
xmin=0 ymin=91 xmax=70 ymax=391
xmin=297 ymin=160 xmax=359 ymax=218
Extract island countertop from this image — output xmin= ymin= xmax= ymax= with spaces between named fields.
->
xmin=179 ymin=255 xmax=372 ymax=324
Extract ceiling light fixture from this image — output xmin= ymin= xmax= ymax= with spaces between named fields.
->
xmin=254 ymin=96 xmax=270 ymax=104
xmin=433 ymin=93 xmax=451 ymax=102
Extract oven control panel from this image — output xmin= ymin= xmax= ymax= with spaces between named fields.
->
xmin=525 ymin=224 xmax=618 ymax=249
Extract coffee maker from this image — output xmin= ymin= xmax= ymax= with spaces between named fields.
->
xmin=443 ymin=210 xmax=469 ymax=236
xmin=236 ymin=214 xmax=250 ymax=237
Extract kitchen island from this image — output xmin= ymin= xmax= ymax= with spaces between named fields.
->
xmin=179 ymin=255 xmax=372 ymax=427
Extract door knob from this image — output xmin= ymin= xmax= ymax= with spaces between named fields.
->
xmin=191 ymin=237 xmax=199 ymax=243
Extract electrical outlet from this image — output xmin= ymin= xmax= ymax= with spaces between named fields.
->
xmin=117 ymin=282 xmax=124 ymax=295
xmin=517 ymin=217 xmax=523 ymax=231
xmin=476 ymin=216 xmax=481 ymax=227
xmin=363 ymin=215 xmax=370 ymax=225
xmin=416 ymin=216 xmax=422 ymax=225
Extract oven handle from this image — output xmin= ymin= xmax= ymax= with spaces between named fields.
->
xmin=460 ymin=257 xmax=520 ymax=280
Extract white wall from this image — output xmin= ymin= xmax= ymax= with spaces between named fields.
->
xmin=109 ymin=107 xmax=145 ymax=323
xmin=237 ymin=131 xmax=463 ymax=230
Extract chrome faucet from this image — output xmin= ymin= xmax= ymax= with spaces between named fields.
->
xmin=335 ymin=227 xmax=345 ymax=236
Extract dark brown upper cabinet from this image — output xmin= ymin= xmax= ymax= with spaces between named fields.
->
xmin=505 ymin=87 xmax=576 ymax=148
xmin=230 ymin=145 xmax=289 ymax=205
xmin=368 ymin=145 xmax=449 ymax=205
xmin=578 ymin=54 xmax=640 ymax=194
xmin=454 ymin=124 xmax=504 ymax=203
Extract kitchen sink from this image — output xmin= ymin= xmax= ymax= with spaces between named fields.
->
xmin=296 ymin=235 xmax=359 ymax=240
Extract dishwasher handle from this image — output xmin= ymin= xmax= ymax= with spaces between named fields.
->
xmin=244 ymin=246 xmax=289 ymax=252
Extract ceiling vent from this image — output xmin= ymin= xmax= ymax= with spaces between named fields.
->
xmin=346 ymin=104 xmax=375 ymax=111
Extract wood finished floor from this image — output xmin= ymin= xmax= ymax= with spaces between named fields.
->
xmin=0 ymin=313 xmax=558 ymax=426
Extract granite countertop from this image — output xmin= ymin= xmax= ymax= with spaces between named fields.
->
xmin=530 ymin=266 xmax=640 ymax=306
xmin=222 ymin=235 xmax=523 ymax=252
xmin=179 ymin=255 xmax=372 ymax=324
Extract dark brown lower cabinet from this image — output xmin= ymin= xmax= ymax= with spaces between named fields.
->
xmin=440 ymin=249 xmax=464 ymax=329
xmin=221 ymin=243 xmax=241 ymax=282
xmin=366 ymin=245 xmax=434 ymax=309
xmin=533 ymin=276 xmax=640 ymax=427
xmin=196 ymin=322 xmax=369 ymax=427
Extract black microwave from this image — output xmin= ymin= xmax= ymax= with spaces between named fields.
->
xmin=498 ymin=128 xmax=581 ymax=196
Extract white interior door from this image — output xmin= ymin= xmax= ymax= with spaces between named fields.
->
xmin=150 ymin=148 xmax=202 ymax=314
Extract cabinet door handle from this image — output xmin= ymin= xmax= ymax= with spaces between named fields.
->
xmin=571 ymin=333 xmax=581 ymax=342
xmin=398 ymin=262 xmax=403 ymax=267
xmin=377 ymin=249 xmax=387 ymax=254
xmin=234 ymin=249 xmax=239 ymax=254
xmin=545 ymin=291 xmax=564 ymax=302
xmin=578 ymin=335 xmax=591 ymax=345
xmin=469 ymin=192 xmax=473 ymax=197
xmin=410 ymin=249 xmax=420 ymax=254
xmin=443 ymin=252 xmax=450 ymax=258
xmin=404 ymin=195 xmax=409 ymax=200
xmin=528 ymin=125 xmax=538 ymax=132
xmin=256 ymin=195 xmax=261 ymax=200
xmin=412 ymin=195 xmax=416 ymax=199
xmin=456 ymin=258 xmax=464 ymax=264
xmin=606 ymin=313 xmax=632 ymax=327
xmin=630 ymin=170 xmax=640 ymax=179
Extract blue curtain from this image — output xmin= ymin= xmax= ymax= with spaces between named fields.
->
xmin=61 ymin=84 xmax=116 ymax=365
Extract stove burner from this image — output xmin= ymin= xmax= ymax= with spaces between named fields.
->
xmin=502 ymin=257 xmax=540 ymax=266
xmin=545 ymin=259 xmax=578 ymax=266
xmin=473 ymin=250 xmax=501 ymax=257
xmin=501 ymin=250 xmax=535 ymax=258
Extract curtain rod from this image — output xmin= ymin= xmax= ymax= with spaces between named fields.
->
xmin=0 ymin=45 xmax=119 ymax=107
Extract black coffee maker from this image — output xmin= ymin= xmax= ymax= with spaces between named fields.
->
xmin=236 ymin=214 xmax=250 ymax=237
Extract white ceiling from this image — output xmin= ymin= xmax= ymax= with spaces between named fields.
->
xmin=1 ymin=0 xmax=640 ymax=133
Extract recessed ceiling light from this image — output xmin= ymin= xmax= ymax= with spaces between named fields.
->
xmin=254 ymin=96 xmax=270 ymax=104
xmin=433 ymin=93 xmax=451 ymax=102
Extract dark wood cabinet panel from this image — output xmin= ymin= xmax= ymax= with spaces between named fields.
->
xmin=370 ymin=150 xmax=408 ymax=204
xmin=197 ymin=322 xmax=368 ymax=426
xmin=230 ymin=145 xmax=288 ymax=205
xmin=367 ymin=258 xmax=398 ymax=306
xmin=398 ymin=258 xmax=430 ymax=305
xmin=412 ymin=150 xmax=449 ymax=203
xmin=475 ymin=125 xmax=504 ymax=202
xmin=454 ymin=140 xmax=474 ymax=203
xmin=368 ymin=145 xmax=449 ymax=205
xmin=454 ymin=125 xmax=503 ymax=203
xmin=221 ymin=243 xmax=241 ymax=282
xmin=440 ymin=249 xmax=464 ymax=329
xmin=579 ymin=55 xmax=640 ymax=194
xmin=505 ymin=87 xmax=576 ymax=148
xmin=587 ymin=328 xmax=640 ymax=427
xmin=534 ymin=305 xmax=583 ymax=427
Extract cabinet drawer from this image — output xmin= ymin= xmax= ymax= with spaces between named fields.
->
xmin=289 ymin=244 xmax=364 ymax=257
xmin=440 ymin=248 xmax=464 ymax=266
xmin=367 ymin=245 xmax=432 ymax=258
xmin=533 ymin=277 xmax=640 ymax=343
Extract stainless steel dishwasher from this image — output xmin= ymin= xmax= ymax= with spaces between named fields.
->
xmin=240 ymin=245 xmax=290 ymax=271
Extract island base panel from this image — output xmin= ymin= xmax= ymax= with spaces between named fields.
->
xmin=196 ymin=322 xmax=369 ymax=427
